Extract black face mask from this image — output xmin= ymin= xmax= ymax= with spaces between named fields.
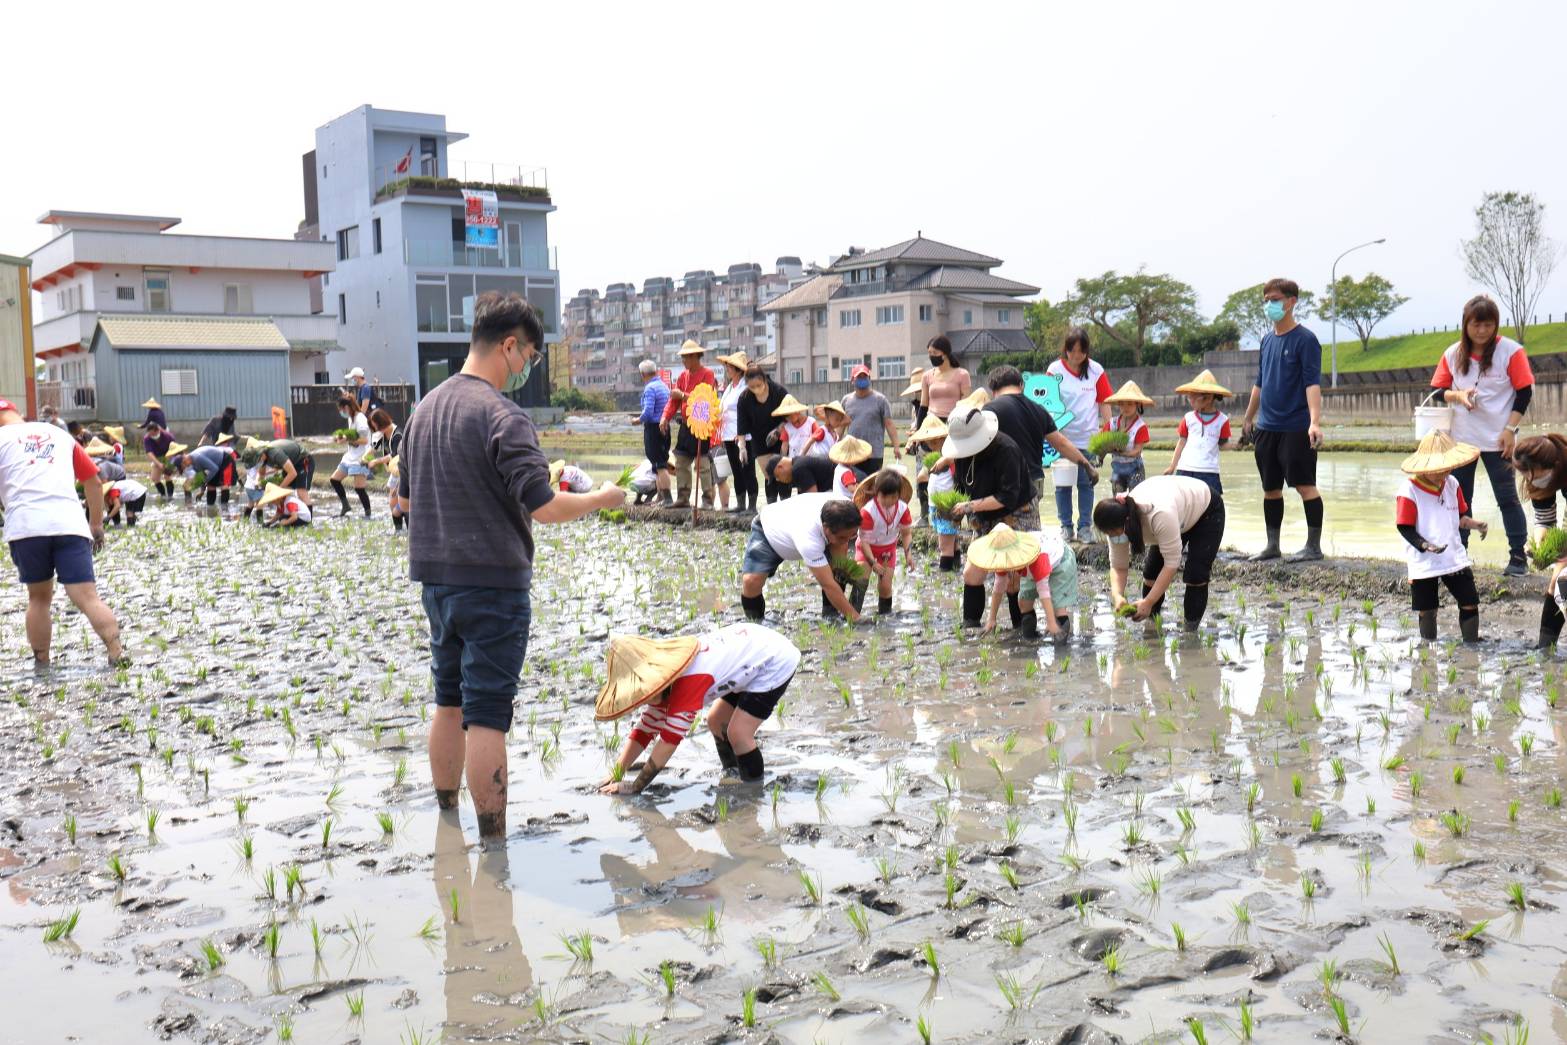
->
xmin=928 ymin=354 xmax=944 ymax=365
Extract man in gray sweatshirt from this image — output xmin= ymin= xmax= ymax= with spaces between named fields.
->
xmin=402 ymin=292 xmax=625 ymax=843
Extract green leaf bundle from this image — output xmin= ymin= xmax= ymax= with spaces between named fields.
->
xmin=1089 ymin=430 xmax=1128 ymax=458
xmin=614 ymin=464 xmax=636 ymax=489
xmin=1530 ymin=527 xmax=1567 ymax=571
xmin=930 ymin=490 xmax=971 ymax=520
xmin=830 ymin=555 xmax=870 ymax=586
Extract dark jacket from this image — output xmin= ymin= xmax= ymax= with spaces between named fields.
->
xmin=737 ymin=377 xmax=790 ymax=450
xmin=953 ymin=431 xmax=1033 ymax=528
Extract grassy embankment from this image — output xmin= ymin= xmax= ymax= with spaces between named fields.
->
xmin=1329 ymin=320 xmax=1567 ymax=372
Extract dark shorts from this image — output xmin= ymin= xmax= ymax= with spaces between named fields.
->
xmin=120 ymin=494 xmax=147 ymax=516
xmin=1253 ymin=428 xmax=1315 ymax=491
xmin=742 ymin=517 xmax=787 ymax=576
xmin=1143 ymin=495 xmax=1225 ymax=587
xmin=9 ymin=535 xmax=95 ymax=585
xmin=1410 ymin=568 xmax=1478 ymax=612
xmin=1177 ymin=469 xmax=1223 ymax=495
xmin=642 ymin=422 xmax=670 ymax=472
xmin=287 ymin=455 xmax=316 ymax=491
xmin=421 ymin=583 xmax=532 ymax=733
xmin=718 ymin=674 xmax=793 ymax=720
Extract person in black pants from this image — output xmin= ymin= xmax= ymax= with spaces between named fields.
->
xmin=717 ymin=352 xmax=758 ymax=513
xmin=735 ymin=366 xmax=790 ymax=506
xmin=1093 ymin=475 xmax=1225 ymax=630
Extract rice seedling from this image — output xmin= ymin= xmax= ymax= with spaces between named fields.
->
xmin=1547 ymin=787 xmax=1563 ymax=809
xmin=200 ymin=938 xmax=225 ymax=970
xmin=1327 ymin=994 xmax=1352 ymax=1035
xmin=1309 ymin=808 xmax=1324 ymax=832
xmin=62 ymin=814 xmax=77 ymax=845
xmin=448 ymin=887 xmax=461 ymax=923
xmin=1062 ymin=800 xmax=1079 ymax=834
xmin=657 ymin=959 xmax=677 ymax=998
xmin=697 ymin=904 xmax=722 ymax=942
xmin=943 ymin=871 xmax=967 ymax=909
xmin=376 ymin=811 xmax=395 ymax=835
xmin=844 ymin=902 xmax=870 ymax=940
xmin=1377 ymin=932 xmax=1399 ymax=975
xmin=1366 ymin=796 xmax=1377 ymax=815
xmin=1453 ymin=765 xmax=1466 ymax=786
xmin=740 ymin=988 xmax=757 ymax=1029
xmin=1121 ymin=820 xmax=1144 ymax=847
xmin=1440 ymin=810 xmax=1470 ymax=837
xmin=1300 ymin=873 xmax=1317 ymax=901
xmin=1186 ymin=1018 xmax=1209 ymax=1045
xmin=874 ymin=855 xmax=897 ymax=885
xmin=1520 ymin=732 xmax=1536 ymax=757
xmin=920 ymin=939 xmax=941 ymax=978
xmin=1231 ymin=901 xmax=1251 ymax=928
xmin=1290 ymin=773 xmax=1303 ymax=798
xmin=1137 ymin=867 xmax=1163 ymax=900
xmin=393 ymin=757 xmax=409 ymax=789
xmin=999 ymin=861 xmax=1020 ymax=890
xmin=1460 ymin=918 xmax=1489 ymax=941
xmin=1409 ymin=772 xmax=1424 ymax=799
xmin=276 ymin=1015 xmax=294 ymax=1042
xmin=999 ymin=921 xmax=1028 ymax=947
xmin=917 ymin=1014 xmax=932 ymax=1045
xmin=1384 ymin=754 xmax=1405 ymax=771
xmin=1171 ymin=921 xmax=1188 ymax=951
xmin=108 ymin=853 xmax=128 ymax=882
xmin=560 ymin=930 xmax=594 ymax=964
xmin=261 ymin=866 xmax=278 ymax=901
xmin=346 ymin=991 xmax=365 ymax=1018
xmin=1003 ymin=814 xmax=1022 ymax=844
xmin=996 ymin=971 xmax=1040 ymax=1011
xmin=308 ymin=917 xmax=325 ymax=957
xmin=42 ymin=908 xmax=80 ymax=943
xmin=1176 ymin=807 xmax=1196 ymax=833
xmin=1329 ymin=757 xmax=1346 ymax=784
xmin=415 ymin=915 xmax=439 ymax=940
xmin=798 ymin=869 xmax=822 ymax=906
xmin=1509 ymin=799 xmax=1521 ymax=823
xmin=263 ymin=921 xmax=281 ymax=959
xmin=145 ymin=807 xmax=160 ymax=838
xmin=1413 ymin=840 xmax=1427 ymax=862
xmin=1245 ymin=782 xmax=1260 ymax=813
xmin=233 ymin=796 xmax=250 ymax=823
xmin=755 ymin=935 xmax=777 ymax=967
xmin=284 ymin=864 xmax=305 ymax=901
xmin=1101 ymin=945 xmax=1123 ymax=976
xmin=1237 ymin=998 xmax=1255 ymax=1039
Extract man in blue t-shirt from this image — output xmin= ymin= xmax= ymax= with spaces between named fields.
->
xmin=1241 ymin=277 xmax=1326 ymax=562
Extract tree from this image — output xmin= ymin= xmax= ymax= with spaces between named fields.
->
xmin=1175 ymin=319 xmax=1242 ymax=361
xmin=1319 ymin=273 xmax=1408 ymax=352
xmin=1462 ymin=190 xmax=1561 ymax=342
xmin=1071 ymin=269 xmax=1200 ymax=365
xmin=1218 ymin=283 xmax=1317 ymax=347
xmin=1024 ymin=296 xmax=1075 ymax=353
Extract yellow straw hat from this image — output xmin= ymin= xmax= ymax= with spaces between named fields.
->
xmin=1401 ymin=429 xmax=1480 ymax=475
xmin=84 ymin=438 xmax=115 ymax=457
xmin=103 ymin=425 xmax=126 ymax=444
xmin=966 ymin=523 xmax=1042 ymax=572
xmin=216 ymin=433 xmax=234 ymax=446
xmin=819 ymin=399 xmax=849 ymax=421
xmin=165 ymin=442 xmax=189 ymax=458
xmin=548 ymin=460 xmax=566 ymax=485
xmin=258 ymin=482 xmax=293 ymax=507
xmin=245 ymin=436 xmax=270 ymax=453
xmin=771 ymin=393 xmax=811 ymax=417
xmin=716 ymin=350 xmax=750 ymax=371
xmin=828 ymin=435 xmax=872 ymax=466
xmin=899 ymin=368 xmax=926 ymax=397
xmin=142 ymin=398 xmax=162 ymax=410
xmin=678 ymin=339 xmax=706 ymax=356
xmin=1105 ymin=380 xmax=1155 ymax=406
xmin=955 ymin=387 xmax=992 ymax=410
xmin=905 ymin=413 xmax=950 ymax=448
xmin=1173 ymin=370 xmax=1232 ymax=398
xmin=595 ymin=635 xmax=702 ymax=721
xmin=852 ymin=470 xmax=913 ymax=508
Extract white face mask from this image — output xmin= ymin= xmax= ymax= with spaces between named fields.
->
xmin=1533 ymin=474 xmax=1554 ymax=489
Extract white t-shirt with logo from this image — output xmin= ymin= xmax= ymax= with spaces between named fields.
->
xmin=1432 ymin=337 xmax=1532 ymax=452
xmin=0 ymin=422 xmax=96 ymax=542
xmin=1396 ymin=475 xmax=1470 ymax=581
xmin=283 ymin=494 xmax=313 ymax=523
xmin=759 ymin=491 xmax=838 ymax=568
xmin=342 ymin=412 xmax=373 ymax=466
xmin=678 ymin=622 xmax=801 ymax=699
xmin=1176 ymin=411 xmax=1231 ymax=474
xmin=109 ymin=478 xmax=148 ymax=502
xmin=1045 ymin=358 xmax=1113 ymax=448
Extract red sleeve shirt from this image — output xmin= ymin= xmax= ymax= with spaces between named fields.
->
xmin=1219 ymin=419 xmax=1232 ymax=440
xmin=1431 ymin=354 xmax=1454 ymax=389
xmin=1457 ymin=485 xmax=1469 ymax=515
xmin=628 ymin=674 xmax=713 ymax=746
xmin=860 ymin=507 xmax=875 ymax=531
xmin=1508 ymin=349 xmax=1534 ymax=389
xmin=1394 ymin=496 xmax=1418 ymax=526
xmin=1026 ymin=552 xmax=1053 ymax=583
xmin=1094 ymin=372 xmax=1113 ymax=402
xmin=1176 ymin=418 xmax=1188 ymax=437
xmin=1133 ymin=424 xmax=1150 ymax=445
xmin=71 ymin=443 xmax=97 ymax=482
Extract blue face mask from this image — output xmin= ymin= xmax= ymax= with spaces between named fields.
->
xmin=854 ymin=377 xmax=870 ymax=390
xmin=503 ymin=343 xmax=534 ymax=394
xmin=1264 ymin=300 xmax=1287 ymax=323
xmin=1108 ymin=534 xmax=1130 ymax=545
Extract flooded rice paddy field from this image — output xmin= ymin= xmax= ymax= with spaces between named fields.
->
xmin=2 ymin=497 xmax=1566 ymax=1043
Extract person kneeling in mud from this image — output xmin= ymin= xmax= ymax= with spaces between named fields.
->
xmin=1396 ymin=430 xmax=1486 ymax=643
xmin=739 ymin=491 xmax=864 ymax=623
xmin=968 ymin=523 xmax=1078 ymax=641
xmin=259 ymin=482 xmax=313 ymax=528
xmin=104 ymin=477 xmax=148 ymax=527
xmin=595 ymin=622 xmax=801 ymax=793
xmin=854 ymin=470 xmax=914 ymax=615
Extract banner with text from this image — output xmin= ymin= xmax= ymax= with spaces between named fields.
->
xmin=461 ymin=189 xmax=499 ymax=249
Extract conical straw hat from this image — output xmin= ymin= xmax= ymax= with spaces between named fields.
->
xmin=141 ymin=398 xmax=161 ymax=410
xmin=1401 ymin=429 xmax=1479 ymax=474
xmin=905 ymin=413 xmax=949 ymax=448
xmin=1173 ymin=370 xmax=1232 ymax=397
xmin=828 ymin=435 xmax=872 ymax=465
xmin=899 ymin=368 xmax=926 ymax=397
xmin=677 ymin=339 xmax=706 ymax=356
xmin=819 ymin=398 xmax=849 ymax=420
xmin=956 ymin=387 xmax=992 ymax=410
xmin=853 ymin=470 xmax=913 ymax=508
xmin=216 ymin=433 xmax=234 ymax=445
xmin=258 ymin=482 xmax=293 ymax=507
xmin=595 ymin=635 xmax=702 ymax=721
xmin=771 ymin=393 xmax=811 ymax=417
xmin=966 ymin=523 xmax=1042 ymax=572
xmin=164 ymin=442 xmax=189 ymax=458
xmin=716 ymin=350 xmax=750 ymax=370
xmin=245 ymin=436 xmax=270 ymax=452
xmin=103 ymin=425 xmax=126 ymax=444
xmin=1105 ymin=380 xmax=1155 ymax=406
xmin=84 ymin=438 xmax=115 ymax=457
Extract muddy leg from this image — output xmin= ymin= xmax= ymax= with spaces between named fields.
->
xmin=429 ymin=706 xmax=466 ymax=810
xmin=62 ymin=580 xmax=123 ymax=664
xmin=1417 ymin=610 xmax=1438 ymax=641
xmin=465 ymin=726 xmax=508 ymax=841
xmin=24 ymin=580 xmax=53 ymax=663
xmin=707 ymin=701 xmax=739 ymax=772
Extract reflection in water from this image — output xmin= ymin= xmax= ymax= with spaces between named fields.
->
xmin=433 ymin=813 xmax=531 ymax=1028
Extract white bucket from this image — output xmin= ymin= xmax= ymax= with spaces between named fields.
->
xmin=1052 ymin=459 xmax=1078 ymax=488
xmin=710 ymin=447 xmax=733 ymax=482
xmin=1413 ymin=389 xmax=1453 ymax=440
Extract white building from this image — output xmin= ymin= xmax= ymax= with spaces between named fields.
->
xmin=306 ymin=105 xmax=559 ymax=403
xmin=27 ymin=210 xmax=338 ymax=416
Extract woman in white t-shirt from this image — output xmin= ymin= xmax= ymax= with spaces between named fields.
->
xmin=716 ymin=354 xmax=748 ymax=512
xmin=329 ymin=394 xmax=374 ymax=518
xmin=1045 ymin=328 xmax=1112 ymax=543
xmin=1429 ymin=295 xmax=1532 ymax=576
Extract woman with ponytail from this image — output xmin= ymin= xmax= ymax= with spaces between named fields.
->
xmin=1092 ymin=474 xmax=1225 ymax=630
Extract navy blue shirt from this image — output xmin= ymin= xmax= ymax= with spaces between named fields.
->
xmin=1256 ymin=325 xmax=1322 ymax=431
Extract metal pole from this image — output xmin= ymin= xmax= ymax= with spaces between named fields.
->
xmin=1328 ymin=237 xmax=1387 ymax=388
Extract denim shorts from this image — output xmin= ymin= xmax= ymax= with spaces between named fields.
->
xmin=741 ymin=518 xmax=786 ymax=576
xmin=342 ymin=462 xmax=373 ymax=478
xmin=9 ymin=535 xmax=95 ymax=585
xmin=421 ymin=584 xmax=532 ymax=732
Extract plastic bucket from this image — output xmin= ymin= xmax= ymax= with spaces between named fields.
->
xmin=1413 ymin=390 xmax=1453 ymax=440
xmin=1052 ymin=459 xmax=1079 ymax=488
xmin=710 ymin=447 xmax=733 ymax=482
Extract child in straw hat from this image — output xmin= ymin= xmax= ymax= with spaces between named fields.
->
xmin=828 ymin=435 xmax=873 ymax=497
xmin=772 ymin=394 xmax=830 ymax=457
xmin=596 ymin=623 xmax=801 ymax=794
xmin=818 ymin=399 xmax=850 ymax=444
xmin=854 ymin=470 xmax=915 ymax=614
xmin=1396 ymin=430 xmax=1488 ymax=642
xmin=259 ymin=482 xmax=313 ymax=528
xmin=968 ymin=523 xmax=1079 ymax=641
xmin=906 ymin=411 xmax=948 ymax=535
xmin=1102 ymin=381 xmax=1153 ymax=494
xmin=549 ymin=460 xmax=594 ymax=493
xmin=1165 ymin=370 xmax=1233 ymax=495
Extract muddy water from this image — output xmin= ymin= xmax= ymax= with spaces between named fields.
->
xmin=1 ymin=495 xmax=1563 ymax=1042
xmin=552 ymin=442 xmax=1523 ymax=569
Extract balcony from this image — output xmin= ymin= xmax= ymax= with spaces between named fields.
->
xmin=404 ymin=238 xmax=557 ymax=272
xmin=374 ymin=162 xmax=550 ymax=205
xmin=36 ymin=381 xmax=96 ymax=421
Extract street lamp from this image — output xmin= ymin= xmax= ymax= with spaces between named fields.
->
xmin=1330 ymin=238 xmax=1387 ymax=388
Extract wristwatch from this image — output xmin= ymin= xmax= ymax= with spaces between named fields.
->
xmin=1506 ymin=425 xmax=1521 ymax=434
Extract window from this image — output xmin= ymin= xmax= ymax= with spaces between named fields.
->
xmin=816 ymin=367 xmax=829 ymax=384
xmin=337 ymin=225 xmax=360 ymax=261
xmin=875 ymin=305 xmax=905 ymax=325
xmin=962 ymin=309 xmax=973 ymax=326
xmin=159 ymin=368 xmax=199 ymax=396
xmin=116 ymin=286 xmax=135 ymax=302
xmin=56 ymin=286 xmax=80 ymax=312
xmin=144 ymin=270 xmax=171 ymax=313
xmin=997 ymin=308 xmax=1011 ymax=324
xmin=223 ymin=283 xmax=253 ymax=314
xmin=840 ymin=361 xmax=858 ymax=380
xmin=838 ymin=309 xmax=862 ymax=328
xmin=814 ymin=308 xmax=827 ymax=325
xmin=918 ymin=304 xmax=933 ymax=322
xmin=877 ymin=357 xmax=908 ymax=379
xmin=788 ymin=370 xmax=804 ymax=385
xmin=372 ymin=218 xmax=383 ymax=255
xmin=338 ymin=293 xmax=347 ymax=323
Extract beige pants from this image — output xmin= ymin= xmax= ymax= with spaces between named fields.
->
xmin=670 ymin=423 xmax=716 ymax=506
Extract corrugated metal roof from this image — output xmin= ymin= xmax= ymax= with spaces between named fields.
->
xmin=947 ymin=328 xmax=1038 ymax=356
xmin=826 ymin=237 xmax=1003 ymax=272
xmin=758 ymin=275 xmax=842 ymax=313
xmin=96 ymin=315 xmax=291 ymax=351
xmin=903 ymin=267 xmax=1039 ymax=295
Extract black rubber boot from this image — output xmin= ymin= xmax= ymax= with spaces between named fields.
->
xmin=961 ymin=584 xmax=986 ymax=627
xmin=330 ymin=479 xmax=349 ymax=516
xmin=1006 ymin=593 xmax=1023 ymax=629
xmin=878 ymin=596 xmax=893 ymax=614
xmin=1053 ymin=615 xmax=1073 ymax=643
xmin=357 ymin=487 xmax=372 ymax=517
xmin=205 ymin=487 xmax=217 ymax=507
xmin=220 ymin=489 xmax=230 ymax=506
xmin=1459 ymin=609 xmax=1480 ymax=645
xmin=736 ymin=747 xmax=765 ymax=783
xmin=939 ymin=555 xmax=954 ymax=572
xmin=1418 ymin=610 xmax=1438 ymax=641
xmin=741 ymin=594 xmax=765 ymax=621
xmin=713 ymin=733 xmax=738 ymax=772
xmin=821 ymin=591 xmax=841 ymax=621
xmin=1251 ymin=528 xmax=1282 ymax=561
xmin=1019 ymin=611 xmax=1039 ymax=639
xmin=1287 ymin=527 xmax=1324 ymax=563
xmin=1540 ymin=596 xmax=1565 ymax=649
xmin=183 ymin=489 xmax=192 ymax=505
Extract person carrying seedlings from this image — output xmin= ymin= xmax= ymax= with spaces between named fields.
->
xmin=0 ymin=398 xmax=127 ymax=667
xmin=179 ymin=439 xmax=241 ymax=506
xmin=853 ymin=470 xmax=914 ymax=615
xmin=906 ymin=411 xmax=947 ymax=534
xmin=104 ymin=476 xmax=148 ymax=527
xmin=259 ymin=482 xmax=313 ymax=527
xmin=328 ymin=393 xmax=374 ymax=517
xmin=1092 ymin=474 xmax=1226 ymax=631
xmin=595 ymin=622 xmax=801 ymax=794
xmin=140 ymin=418 xmax=177 ymax=499
xmin=1164 ymin=370 xmax=1232 ymax=495
xmin=1395 ymin=430 xmax=1487 ymax=643
xmin=626 ymin=459 xmax=659 ymax=506
xmin=968 ymin=523 xmax=1078 ymax=641
xmin=943 ymin=401 xmax=1041 ymax=625
xmin=258 ymin=436 xmax=316 ymax=493
xmin=739 ymin=491 xmax=865 ymax=622
xmin=364 ymin=407 xmax=406 ymax=529
xmin=912 ymin=416 xmax=963 ymax=570
xmin=1099 ymin=380 xmax=1154 ymax=494
xmin=772 ymin=393 xmax=829 ymax=458
xmin=548 ymin=460 xmax=593 ymax=493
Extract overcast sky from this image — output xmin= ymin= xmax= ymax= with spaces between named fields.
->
xmin=7 ymin=0 xmax=1566 ymax=347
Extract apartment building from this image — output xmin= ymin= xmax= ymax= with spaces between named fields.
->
xmin=762 ymin=235 xmax=1038 ymax=386
xmin=305 ymin=105 xmax=559 ymax=406
xmin=565 ymin=258 xmax=802 ymax=392
xmin=26 ymin=210 xmax=338 ymax=419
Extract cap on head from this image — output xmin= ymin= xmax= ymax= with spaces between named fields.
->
xmin=346 ymin=366 xmax=366 ymax=380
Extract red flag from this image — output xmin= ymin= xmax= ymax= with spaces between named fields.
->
xmin=394 ymin=146 xmax=412 ymax=175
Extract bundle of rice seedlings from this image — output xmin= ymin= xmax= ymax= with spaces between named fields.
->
xmin=930 ymin=490 xmax=971 ymax=520
xmin=614 ymin=464 xmax=636 ymax=489
xmin=1528 ymin=527 xmax=1567 ymax=571
xmin=830 ymin=556 xmax=870 ymax=586
xmin=1088 ymin=430 xmax=1128 ymax=459
xmin=923 ymin=451 xmax=941 ymax=471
